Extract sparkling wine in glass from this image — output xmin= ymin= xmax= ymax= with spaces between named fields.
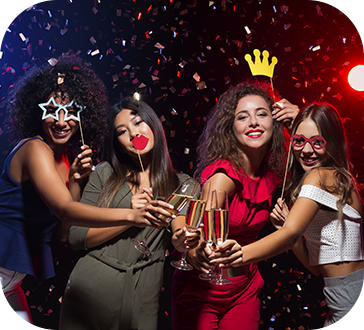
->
xmin=198 ymin=207 xmax=218 ymax=280
xmin=132 ymin=177 xmax=199 ymax=255
xmin=171 ymin=182 xmax=210 ymax=271
xmin=209 ymin=190 xmax=232 ymax=285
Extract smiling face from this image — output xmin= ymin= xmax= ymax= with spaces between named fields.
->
xmin=233 ymin=94 xmax=274 ymax=154
xmin=293 ymin=118 xmax=328 ymax=172
xmin=41 ymin=92 xmax=79 ymax=150
xmin=114 ymin=109 xmax=154 ymax=162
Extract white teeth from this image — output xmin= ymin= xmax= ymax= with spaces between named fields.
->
xmin=303 ymin=158 xmax=317 ymax=163
xmin=247 ymin=132 xmax=262 ymax=136
xmin=54 ymin=130 xmax=67 ymax=135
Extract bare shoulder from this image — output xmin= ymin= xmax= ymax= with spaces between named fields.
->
xmin=10 ymin=137 xmax=53 ymax=182
xmin=17 ymin=138 xmax=53 ymax=166
xmin=208 ymin=170 xmax=236 ymax=196
xmin=303 ymin=167 xmax=336 ymax=187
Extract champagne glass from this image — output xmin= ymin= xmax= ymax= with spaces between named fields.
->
xmin=209 ymin=190 xmax=232 ymax=285
xmin=171 ymin=181 xmax=210 ymax=271
xmin=132 ymin=177 xmax=199 ymax=255
xmin=198 ymin=193 xmax=218 ymax=280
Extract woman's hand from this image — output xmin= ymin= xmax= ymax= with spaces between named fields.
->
xmin=208 ymin=239 xmax=243 ymax=268
xmin=172 ymin=226 xmax=201 ymax=252
xmin=272 ymin=98 xmax=299 ymax=130
xmin=185 ymin=241 xmax=215 ymax=273
xmin=269 ymin=197 xmax=289 ymax=230
xmin=69 ymin=145 xmax=93 ymax=183
xmin=131 ymin=186 xmax=154 ymax=209
xmin=131 ymin=187 xmax=176 ymax=228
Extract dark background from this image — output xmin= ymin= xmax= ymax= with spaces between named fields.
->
xmin=0 ymin=0 xmax=363 ymax=329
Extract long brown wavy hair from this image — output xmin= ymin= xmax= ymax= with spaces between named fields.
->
xmin=286 ymin=102 xmax=358 ymax=220
xmin=96 ymin=97 xmax=180 ymax=207
xmin=195 ymin=80 xmax=289 ymax=180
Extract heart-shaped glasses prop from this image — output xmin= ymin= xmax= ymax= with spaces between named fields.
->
xmin=280 ymin=134 xmax=327 ymax=200
xmin=170 ymin=181 xmax=210 ymax=271
xmin=132 ymin=177 xmax=200 ymax=255
xmin=290 ymin=134 xmax=327 ymax=150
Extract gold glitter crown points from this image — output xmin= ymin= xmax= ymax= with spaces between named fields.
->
xmin=244 ymin=49 xmax=278 ymax=78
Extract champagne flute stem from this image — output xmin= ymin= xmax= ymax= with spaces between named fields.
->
xmin=181 ymin=250 xmax=187 ymax=261
xmin=143 ymin=227 xmax=156 ymax=242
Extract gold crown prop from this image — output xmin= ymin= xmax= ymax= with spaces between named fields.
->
xmin=244 ymin=49 xmax=278 ymax=78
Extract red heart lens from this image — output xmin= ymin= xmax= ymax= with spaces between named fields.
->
xmin=132 ymin=134 xmax=149 ymax=150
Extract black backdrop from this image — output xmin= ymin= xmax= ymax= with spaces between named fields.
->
xmin=1 ymin=0 xmax=363 ymax=329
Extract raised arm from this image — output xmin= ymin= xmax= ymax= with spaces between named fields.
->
xmin=272 ymin=98 xmax=299 ymax=131
xmin=68 ymin=144 xmax=93 ymax=201
xmin=80 ymin=186 xmax=175 ymax=249
xmin=209 ymin=196 xmax=320 ymax=269
xmin=270 ymin=198 xmax=320 ymax=275
xmin=20 ymin=139 xmax=153 ymax=228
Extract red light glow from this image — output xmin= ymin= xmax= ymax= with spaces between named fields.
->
xmin=348 ymin=65 xmax=364 ymax=91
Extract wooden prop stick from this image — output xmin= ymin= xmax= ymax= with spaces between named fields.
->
xmin=280 ymin=146 xmax=291 ymax=200
xmin=137 ymin=150 xmax=147 ymax=184
xmin=79 ymin=117 xmax=85 ymax=146
xmin=270 ymin=77 xmax=276 ymax=103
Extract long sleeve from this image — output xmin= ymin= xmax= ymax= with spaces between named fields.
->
xmin=68 ymin=162 xmax=111 ymax=251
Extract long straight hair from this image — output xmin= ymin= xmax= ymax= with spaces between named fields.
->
xmin=96 ymin=97 xmax=179 ymax=207
xmin=287 ymin=102 xmax=357 ymax=219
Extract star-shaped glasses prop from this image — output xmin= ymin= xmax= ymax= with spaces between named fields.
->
xmin=38 ymin=96 xmax=84 ymax=122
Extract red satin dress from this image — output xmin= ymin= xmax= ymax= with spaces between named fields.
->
xmin=172 ymin=160 xmax=281 ymax=330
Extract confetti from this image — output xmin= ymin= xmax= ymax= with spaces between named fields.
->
xmin=0 ymin=1 xmax=361 ymax=329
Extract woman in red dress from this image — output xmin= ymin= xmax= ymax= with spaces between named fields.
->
xmin=171 ymin=81 xmax=298 ymax=330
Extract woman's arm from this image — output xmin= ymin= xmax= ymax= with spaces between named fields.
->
xmin=210 ymin=196 xmax=321 ymax=268
xmin=56 ymin=145 xmax=94 ymax=243
xmin=19 ymin=140 xmax=159 ymax=227
xmin=68 ymin=144 xmax=93 ymax=201
xmin=270 ymin=198 xmax=321 ymax=276
xmin=291 ymin=237 xmax=321 ymax=276
xmin=81 ymin=186 xmax=176 ymax=249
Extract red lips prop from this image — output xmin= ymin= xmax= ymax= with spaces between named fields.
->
xmin=132 ymin=134 xmax=149 ymax=150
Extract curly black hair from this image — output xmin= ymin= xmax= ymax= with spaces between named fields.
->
xmin=4 ymin=56 xmax=108 ymax=154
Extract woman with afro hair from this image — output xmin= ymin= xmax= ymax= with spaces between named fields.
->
xmin=0 ymin=57 xmax=174 ymax=323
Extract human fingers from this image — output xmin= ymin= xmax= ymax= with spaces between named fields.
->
xmin=271 ymin=208 xmax=286 ymax=223
xmin=150 ymin=199 xmax=174 ymax=211
xmin=184 ymin=230 xmax=201 ymax=249
xmin=213 ymin=239 xmax=237 ymax=253
xmin=272 ymin=99 xmax=299 ymax=129
xmin=190 ymin=246 xmax=214 ymax=272
xmin=172 ymin=226 xmax=188 ymax=251
xmin=134 ymin=186 xmax=153 ymax=198
xmin=209 ymin=248 xmax=243 ymax=268
xmin=146 ymin=205 xmax=176 ymax=227
xmin=78 ymin=144 xmax=93 ymax=156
